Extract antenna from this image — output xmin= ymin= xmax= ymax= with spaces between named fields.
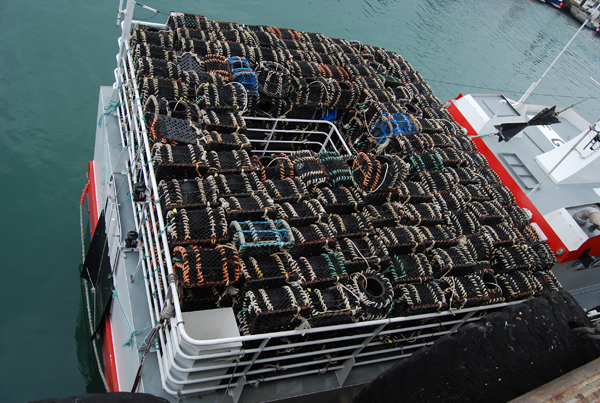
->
xmin=514 ymin=2 xmax=600 ymax=110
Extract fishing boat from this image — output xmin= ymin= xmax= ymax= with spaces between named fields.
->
xmin=79 ymin=1 xmax=600 ymax=401
xmin=569 ymin=0 xmax=600 ymax=30
xmin=539 ymin=0 xmax=571 ymax=10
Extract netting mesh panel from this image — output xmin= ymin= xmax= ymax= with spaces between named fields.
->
xmin=205 ymin=171 xmax=266 ymax=197
xmin=327 ymin=212 xmax=374 ymax=238
xmin=151 ymin=143 xmax=206 ymax=180
xmin=203 ymin=54 xmax=232 ymax=81
xmin=492 ymin=244 xmax=542 ymax=273
xmin=166 ymin=207 xmax=228 ymax=246
xmin=142 ymin=77 xmax=189 ymax=104
xmin=239 ymin=284 xmax=311 ymax=335
xmin=199 ymin=110 xmax=246 ymax=133
xmin=222 ymin=194 xmax=276 ymax=220
xmin=289 ymin=223 xmax=335 ymax=254
xmin=309 ymin=285 xmax=361 ymax=327
xmin=147 ymin=113 xmax=201 ymax=144
xmin=130 ymin=29 xmax=174 ymax=48
xmin=275 ymin=199 xmax=326 ymax=226
xmin=136 ymin=57 xmax=183 ymax=81
xmin=158 ymin=177 xmax=217 ymax=210
xmin=376 ymin=226 xmax=433 ymax=255
xmin=296 ymin=252 xmax=348 ymax=288
xmin=195 ymin=82 xmax=248 ymax=111
xmin=335 ymin=235 xmax=390 ymax=272
xmin=402 ymin=202 xmax=444 ymax=226
xmin=313 ymin=187 xmax=364 ymax=214
xmin=382 ymin=253 xmax=433 ymax=285
xmin=241 ymin=252 xmax=300 ymax=289
xmin=205 ymin=149 xmax=261 ymax=173
xmin=351 ymin=270 xmax=395 ymax=320
xmin=132 ymin=43 xmax=178 ymax=62
xmin=496 ymin=271 xmax=537 ymax=301
xmin=263 ymin=177 xmax=309 ymax=203
xmin=200 ymin=131 xmax=251 ymax=151
xmin=172 ymin=243 xmax=241 ymax=287
xmin=438 ymin=275 xmax=491 ymax=309
xmin=289 ymin=150 xmax=330 ymax=188
xmin=391 ymin=282 xmax=448 ymax=317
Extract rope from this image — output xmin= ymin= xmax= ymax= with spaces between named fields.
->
xmin=97 ymin=100 xmax=121 ymax=127
xmin=112 ymin=290 xmax=150 ymax=349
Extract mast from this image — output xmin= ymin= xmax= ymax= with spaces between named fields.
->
xmin=514 ymin=1 xmax=600 ymax=110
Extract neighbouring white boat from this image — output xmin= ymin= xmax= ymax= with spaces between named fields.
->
xmin=78 ymin=1 xmax=600 ymax=402
xmin=569 ymin=0 xmax=600 ymax=30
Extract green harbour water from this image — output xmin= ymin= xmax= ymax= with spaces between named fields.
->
xmin=0 ymin=0 xmax=599 ymax=401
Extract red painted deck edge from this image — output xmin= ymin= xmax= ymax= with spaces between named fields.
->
xmin=87 ymin=161 xmax=120 ymax=392
xmin=446 ymin=99 xmax=570 ymax=263
xmin=87 ymin=161 xmax=99 ymax=236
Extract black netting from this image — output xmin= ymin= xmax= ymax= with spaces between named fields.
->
xmin=241 ymin=252 xmax=300 ymax=289
xmin=438 ymin=275 xmax=491 ymax=309
xmin=275 ymin=199 xmax=326 ymax=226
xmin=195 ymin=82 xmax=248 ymax=112
xmin=166 ymin=207 xmax=228 ymax=246
xmin=142 ymin=77 xmax=189 ymax=104
xmin=147 ymin=113 xmax=201 ymax=144
xmin=132 ymin=43 xmax=177 ymax=62
xmin=166 ymin=13 xmax=210 ymax=30
xmin=447 ymin=211 xmax=481 ymax=237
xmin=482 ymin=223 xmax=519 ymax=247
xmin=204 ymin=149 xmax=261 ymax=174
xmin=433 ymin=191 xmax=467 ymax=213
xmin=335 ymin=235 xmax=390 ymax=272
xmin=144 ymin=95 xmax=202 ymax=121
xmin=362 ymin=204 xmax=400 ymax=228
xmin=255 ymin=61 xmax=292 ymax=97
xmin=289 ymin=150 xmax=330 ymax=188
xmin=377 ymin=226 xmax=433 ymax=255
xmin=199 ymin=109 xmax=246 ymax=133
xmin=396 ymin=181 xmax=431 ymax=203
xmin=381 ymin=253 xmax=433 ymax=286
xmin=425 ymin=225 xmax=460 ymax=248
xmin=203 ymin=54 xmax=232 ymax=81
xmin=130 ymin=29 xmax=174 ymax=49
xmin=222 ymin=193 xmax=276 ymax=220
xmin=263 ymin=177 xmax=309 ymax=203
xmin=289 ymin=223 xmax=335 ymax=255
xmin=151 ymin=143 xmax=206 ymax=180
xmin=158 ymin=177 xmax=217 ymax=210
xmin=206 ymin=171 xmax=266 ymax=197
xmin=199 ymin=131 xmax=251 ymax=151
xmin=296 ymin=252 xmax=349 ymax=288
xmin=504 ymin=204 xmax=531 ymax=229
xmin=136 ymin=57 xmax=183 ymax=82
xmin=238 ymin=283 xmax=311 ymax=335
xmin=402 ymin=202 xmax=444 ymax=226
xmin=313 ymin=187 xmax=364 ymax=214
xmin=327 ymin=212 xmax=374 ymax=238
xmin=309 ymin=284 xmax=361 ymax=327
xmin=172 ymin=243 xmax=241 ymax=289
xmin=492 ymin=244 xmax=542 ymax=273
xmin=496 ymin=271 xmax=537 ymax=301
xmin=391 ymin=282 xmax=448 ymax=317
xmin=532 ymin=270 xmax=561 ymax=295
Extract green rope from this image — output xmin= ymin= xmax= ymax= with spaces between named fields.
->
xmin=97 ymin=100 xmax=121 ymax=127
